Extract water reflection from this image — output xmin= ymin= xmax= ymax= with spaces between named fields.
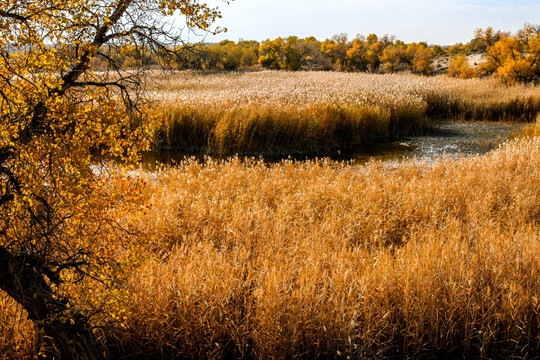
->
xmin=140 ymin=121 xmax=526 ymax=168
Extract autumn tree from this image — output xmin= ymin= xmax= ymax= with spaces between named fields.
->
xmin=403 ymin=42 xmax=433 ymax=75
xmin=479 ymin=24 xmax=539 ymax=83
xmin=237 ymin=40 xmax=260 ymax=68
xmin=281 ymin=36 xmax=305 ymax=71
xmin=448 ymin=54 xmax=477 ymax=79
xmin=380 ymin=40 xmax=407 ymax=73
xmin=321 ymin=33 xmax=349 ymax=71
xmin=469 ymin=26 xmax=508 ymax=53
xmin=213 ymin=40 xmax=243 ymax=70
xmin=0 ymin=0 xmax=223 ymax=359
xmin=203 ymin=39 xmax=260 ymax=71
xmin=362 ymin=34 xmax=382 ymax=72
xmin=345 ymin=37 xmax=368 ymax=71
xmin=431 ymin=44 xmax=446 ymax=57
xmin=302 ymin=36 xmax=329 ymax=70
xmin=447 ymin=42 xmax=467 ymax=55
xmin=258 ymin=37 xmax=286 ymax=69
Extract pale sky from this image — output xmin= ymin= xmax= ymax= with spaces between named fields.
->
xmin=201 ymin=0 xmax=540 ymax=45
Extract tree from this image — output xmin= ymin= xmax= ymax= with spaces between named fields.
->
xmin=282 ymin=36 xmax=304 ymax=71
xmin=258 ymin=37 xmax=286 ymax=69
xmin=381 ymin=40 xmax=406 ymax=73
xmin=480 ymin=25 xmax=539 ymax=84
xmin=0 ymin=1 xmax=223 ymax=359
xmin=447 ymin=42 xmax=467 ymax=55
xmin=431 ymin=45 xmax=446 ymax=57
xmin=470 ymin=27 xmax=508 ymax=52
xmin=404 ymin=42 xmax=433 ymax=75
xmin=346 ymin=38 xmax=368 ymax=71
xmin=237 ymin=40 xmax=260 ymax=68
xmin=302 ymin=36 xmax=328 ymax=70
xmin=322 ymin=33 xmax=349 ymax=71
xmin=448 ymin=54 xmax=477 ymax=79
xmin=363 ymin=34 xmax=382 ymax=72
xmin=215 ymin=40 xmax=244 ymax=70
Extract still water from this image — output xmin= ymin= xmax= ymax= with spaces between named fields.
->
xmin=140 ymin=121 xmax=525 ymax=168
xmin=347 ymin=121 xmax=525 ymax=164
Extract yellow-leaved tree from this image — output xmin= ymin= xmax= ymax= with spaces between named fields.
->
xmin=0 ymin=1 xmax=224 ymax=359
xmin=447 ymin=54 xmax=478 ymax=79
xmin=479 ymin=23 xmax=539 ymax=83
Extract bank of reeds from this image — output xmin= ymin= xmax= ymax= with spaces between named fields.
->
xmin=519 ymin=113 xmax=540 ymax=138
xmin=113 ymin=136 xmax=537 ymax=359
xmin=155 ymin=103 xmax=416 ymax=156
xmin=417 ymin=77 xmax=540 ymax=122
xmin=151 ymin=71 xmax=540 ymax=156
xmin=1 ymin=136 xmax=539 ymax=359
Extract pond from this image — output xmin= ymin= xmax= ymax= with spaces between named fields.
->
xmin=140 ymin=120 xmax=526 ymax=168
xmin=346 ymin=120 xmax=526 ymax=164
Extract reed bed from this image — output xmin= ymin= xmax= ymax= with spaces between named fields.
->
xmin=519 ymin=114 xmax=540 ymax=138
xmin=151 ymin=71 xmax=540 ymax=155
xmin=156 ymin=103 xmax=396 ymax=156
xmin=113 ymin=136 xmax=537 ymax=359
xmin=1 ymin=136 xmax=539 ymax=359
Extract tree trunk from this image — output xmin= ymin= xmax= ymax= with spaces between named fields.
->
xmin=0 ymin=246 xmax=104 ymax=360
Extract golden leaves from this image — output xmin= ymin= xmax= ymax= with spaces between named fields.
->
xmin=0 ymin=0 xmax=201 ymax=322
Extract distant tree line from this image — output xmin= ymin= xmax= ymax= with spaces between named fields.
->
xmin=90 ymin=23 xmax=539 ymax=83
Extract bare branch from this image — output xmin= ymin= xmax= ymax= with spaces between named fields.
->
xmin=0 ymin=9 xmax=28 ymax=22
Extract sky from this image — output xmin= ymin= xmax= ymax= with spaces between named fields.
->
xmin=200 ymin=0 xmax=540 ymax=45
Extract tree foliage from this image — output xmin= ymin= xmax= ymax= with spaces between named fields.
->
xmin=258 ymin=37 xmax=286 ymax=70
xmin=484 ymin=26 xmax=539 ymax=83
xmin=0 ymin=0 xmax=223 ymax=358
xmin=448 ymin=54 xmax=477 ymax=79
xmin=472 ymin=24 xmax=539 ymax=83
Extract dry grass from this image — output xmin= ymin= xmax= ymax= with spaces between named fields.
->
xmin=1 ymin=136 xmax=539 ymax=359
xmin=155 ymin=103 xmax=397 ymax=156
xmin=1 ymin=72 xmax=539 ymax=359
xmin=107 ymin=135 xmax=538 ymax=359
xmin=519 ymin=114 xmax=540 ymax=138
xmin=151 ymin=71 xmax=540 ymax=155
